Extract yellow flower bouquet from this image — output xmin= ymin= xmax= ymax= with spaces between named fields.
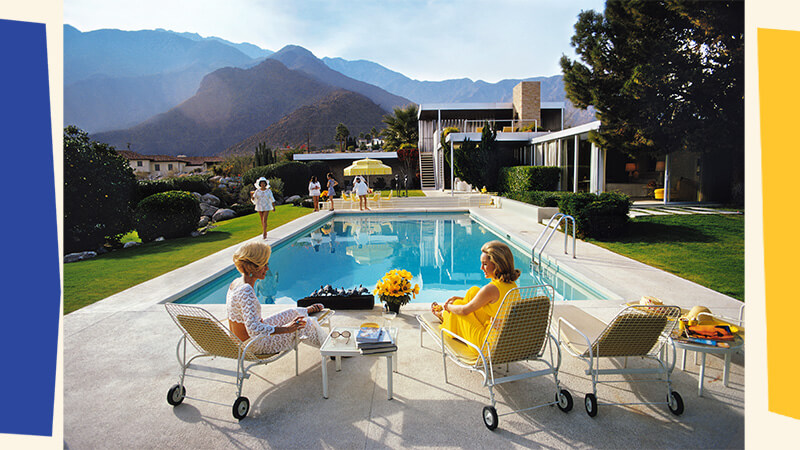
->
xmin=375 ymin=269 xmax=420 ymax=310
xmin=320 ymin=190 xmax=329 ymax=201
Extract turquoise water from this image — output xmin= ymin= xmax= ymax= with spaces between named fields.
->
xmin=175 ymin=213 xmax=608 ymax=305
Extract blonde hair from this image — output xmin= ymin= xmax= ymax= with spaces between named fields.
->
xmin=233 ymin=241 xmax=271 ymax=275
xmin=481 ymin=240 xmax=520 ymax=283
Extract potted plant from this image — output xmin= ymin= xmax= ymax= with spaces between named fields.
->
xmin=375 ymin=269 xmax=420 ymax=313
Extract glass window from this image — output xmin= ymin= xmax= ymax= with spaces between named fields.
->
xmin=168 ymin=164 xmax=173 ymax=171
xmin=155 ymin=164 xmax=160 ymax=171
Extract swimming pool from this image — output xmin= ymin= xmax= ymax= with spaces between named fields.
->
xmin=175 ymin=213 xmax=612 ymax=305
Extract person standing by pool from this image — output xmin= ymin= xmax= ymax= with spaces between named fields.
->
xmin=250 ymin=177 xmax=275 ymax=239
xmin=308 ymin=176 xmax=322 ymax=212
xmin=354 ymin=176 xmax=370 ymax=211
xmin=227 ymin=241 xmax=326 ymax=354
xmin=430 ymin=241 xmax=520 ymax=355
xmin=326 ymin=173 xmax=338 ymax=211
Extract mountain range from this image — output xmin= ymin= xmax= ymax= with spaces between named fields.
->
xmin=66 ymin=25 xmax=597 ymax=156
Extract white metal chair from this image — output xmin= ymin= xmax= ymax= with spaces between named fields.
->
xmin=164 ymin=303 xmax=333 ymax=420
xmin=416 ymin=285 xmax=572 ymax=430
xmin=555 ymin=304 xmax=684 ymax=417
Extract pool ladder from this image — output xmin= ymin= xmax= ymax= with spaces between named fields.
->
xmin=530 ymin=213 xmax=576 ymax=273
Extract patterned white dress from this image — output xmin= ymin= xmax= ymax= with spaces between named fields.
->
xmin=226 ymin=278 xmax=325 ymax=354
xmin=252 ymin=188 xmax=275 ymax=212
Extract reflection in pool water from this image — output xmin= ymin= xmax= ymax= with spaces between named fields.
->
xmin=176 ymin=213 xmax=608 ymax=305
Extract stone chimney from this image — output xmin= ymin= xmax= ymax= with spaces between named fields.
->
xmin=512 ymin=81 xmax=541 ymax=130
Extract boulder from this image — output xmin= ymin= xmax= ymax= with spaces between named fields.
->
xmin=198 ymin=216 xmax=211 ymax=228
xmin=212 ymin=208 xmax=236 ymax=222
xmin=191 ymin=192 xmax=202 ymax=202
xmin=155 ymin=237 xmax=165 ymax=242
xmin=200 ymin=193 xmax=220 ymax=207
xmin=209 ymin=176 xmax=222 ymax=184
xmin=64 ymin=251 xmax=97 ymax=263
xmin=285 ymin=195 xmax=301 ymax=204
xmin=123 ymin=241 xmax=141 ymax=249
xmin=200 ymin=203 xmax=219 ymax=217
xmin=190 ymin=231 xmax=201 ymax=237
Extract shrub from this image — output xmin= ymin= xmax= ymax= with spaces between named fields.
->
xmin=243 ymin=161 xmax=310 ymax=196
xmin=137 ymin=175 xmax=211 ymax=202
xmin=64 ymin=126 xmax=137 ymax=253
xmin=210 ymin=186 xmax=236 ymax=208
xmin=499 ymin=166 xmax=561 ymax=193
xmin=134 ymin=191 xmax=201 ymax=242
xmin=557 ymin=192 xmax=631 ymax=239
xmin=504 ymin=191 xmax=568 ymax=207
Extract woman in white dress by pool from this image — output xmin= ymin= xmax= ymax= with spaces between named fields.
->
xmin=250 ymin=177 xmax=275 ymax=239
xmin=226 ymin=241 xmax=326 ymax=354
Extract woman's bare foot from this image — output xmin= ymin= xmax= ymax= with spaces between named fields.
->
xmin=431 ymin=302 xmax=444 ymax=321
xmin=307 ymin=303 xmax=324 ymax=314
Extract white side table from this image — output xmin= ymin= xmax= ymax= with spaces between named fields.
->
xmin=674 ymin=337 xmax=744 ymax=397
xmin=320 ymin=327 xmax=398 ymax=400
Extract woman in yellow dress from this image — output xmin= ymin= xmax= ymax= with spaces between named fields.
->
xmin=431 ymin=240 xmax=521 ymax=350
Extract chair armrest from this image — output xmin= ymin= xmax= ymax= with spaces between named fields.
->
xmin=440 ymin=327 xmax=489 ymax=371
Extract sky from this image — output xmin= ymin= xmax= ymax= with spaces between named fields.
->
xmin=64 ymin=0 xmax=607 ymax=82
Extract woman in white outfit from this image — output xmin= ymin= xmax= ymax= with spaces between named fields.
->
xmin=250 ymin=177 xmax=275 ymax=239
xmin=227 ymin=241 xmax=327 ymax=354
xmin=354 ymin=176 xmax=370 ymax=211
xmin=308 ymin=176 xmax=322 ymax=211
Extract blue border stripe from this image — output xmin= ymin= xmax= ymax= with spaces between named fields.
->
xmin=0 ymin=19 xmax=58 ymax=437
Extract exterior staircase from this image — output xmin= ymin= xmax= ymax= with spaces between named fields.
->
xmin=419 ymin=152 xmax=436 ymax=190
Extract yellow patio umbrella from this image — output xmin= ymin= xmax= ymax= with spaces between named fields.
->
xmin=343 ymin=158 xmax=392 ymax=187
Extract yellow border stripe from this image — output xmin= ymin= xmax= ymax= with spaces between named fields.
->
xmin=759 ymin=27 xmax=800 ymax=420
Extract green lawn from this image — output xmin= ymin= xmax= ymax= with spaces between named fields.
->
xmin=63 ymin=205 xmax=313 ymax=314
xmin=588 ymin=214 xmax=744 ymax=301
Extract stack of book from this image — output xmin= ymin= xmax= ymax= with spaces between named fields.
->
xmin=356 ymin=326 xmax=396 ymax=355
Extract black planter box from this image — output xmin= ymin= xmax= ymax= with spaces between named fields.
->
xmin=297 ymin=294 xmax=375 ymax=310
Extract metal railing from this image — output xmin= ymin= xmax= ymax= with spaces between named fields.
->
xmin=530 ymin=213 xmax=576 ymax=272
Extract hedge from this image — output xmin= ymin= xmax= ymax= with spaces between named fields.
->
xmin=504 ymin=191 xmax=569 ymax=207
xmin=557 ymin=192 xmax=631 ymax=240
xmin=243 ymin=161 xmax=310 ymax=197
xmin=499 ymin=166 xmax=561 ymax=193
xmin=134 ymin=191 xmax=201 ymax=242
xmin=137 ymin=175 xmax=211 ymax=202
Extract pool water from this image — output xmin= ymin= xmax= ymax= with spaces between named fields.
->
xmin=175 ymin=213 xmax=609 ymax=305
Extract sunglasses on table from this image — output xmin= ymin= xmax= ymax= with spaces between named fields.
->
xmin=330 ymin=330 xmax=351 ymax=343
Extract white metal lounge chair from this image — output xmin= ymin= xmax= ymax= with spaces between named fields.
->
xmin=164 ymin=303 xmax=333 ymax=420
xmin=416 ymin=285 xmax=573 ymax=430
xmin=555 ymin=304 xmax=684 ymax=417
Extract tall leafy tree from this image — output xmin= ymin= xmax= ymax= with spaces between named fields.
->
xmin=64 ymin=126 xmax=137 ymax=253
xmin=560 ymin=0 xmax=743 ymax=202
xmin=381 ymin=104 xmax=419 ymax=151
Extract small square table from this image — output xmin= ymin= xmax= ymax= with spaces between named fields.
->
xmin=674 ymin=336 xmax=744 ymax=397
xmin=320 ymin=327 xmax=398 ymax=400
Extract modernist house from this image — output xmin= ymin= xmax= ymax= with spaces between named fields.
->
xmin=117 ymin=150 xmax=222 ymax=178
xmin=417 ymin=81 xmax=565 ymax=190
xmin=418 ymin=81 xmax=705 ymax=203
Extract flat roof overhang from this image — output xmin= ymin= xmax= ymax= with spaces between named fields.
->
xmin=293 ymin=151 xmax=398 ymax=161
xmin=418 ymin=102 xmax=566 ymax=121
xmin=445 ymin=131 xmax=550 ymax=143
xmin=529 ymin=120 xmax=601 ymax=144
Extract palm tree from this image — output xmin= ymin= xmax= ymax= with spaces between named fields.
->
xmin=334 ymin=123 xmax=350 ymax=152
xmin=381 ymin=104 xmax=418 ymax=151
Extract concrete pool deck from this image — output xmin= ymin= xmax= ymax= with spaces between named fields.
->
xmin=63 ymin=202 xmax=744 ymax=448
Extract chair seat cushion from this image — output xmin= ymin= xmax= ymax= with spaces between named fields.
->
xmin=417 ymin=312 xmax=479 ymax=366
xmin=552 ymin=305 xmax=607 ymax=357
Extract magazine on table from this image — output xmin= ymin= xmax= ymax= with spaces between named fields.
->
xmin=356 ymin=327 xmax=394 ymax=349
xmin=360 ymin=344 xmax=398 ymax=355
